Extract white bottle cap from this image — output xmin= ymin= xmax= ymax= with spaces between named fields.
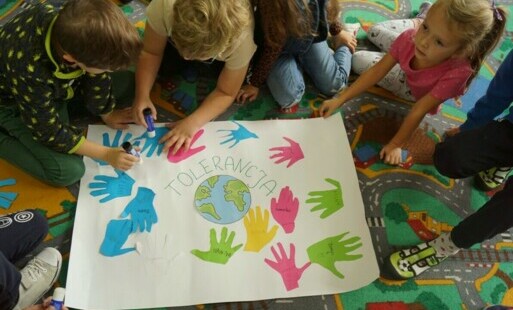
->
xmin=53 ymin=287 xmax=66 ymax=302
xmin=147 ymin=130 xmax=156 ymax=138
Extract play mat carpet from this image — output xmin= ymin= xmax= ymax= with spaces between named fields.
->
xmin=2 ymin=0 xmax=513 ymax=309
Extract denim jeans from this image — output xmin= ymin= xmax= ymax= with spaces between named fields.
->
xmin=266 ymin=41 xmax=352 ymax=108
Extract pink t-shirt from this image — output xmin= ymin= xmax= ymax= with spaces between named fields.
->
xmin=389 ymin=28 xmax=473 ymax=103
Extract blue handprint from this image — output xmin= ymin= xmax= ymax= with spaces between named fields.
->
xmin=121 ymin=187 xmax=158 ymax=233
xmin=0 ymin=178 xmax=18 ymax=210
xmin=95 ymin=130 xmax=135 ymax=165
xmin=89 ymin=171 xmax=135 ymax=203
xmin=100 ymin=219 xmax=137 ymax=257
xmin=217 ymin=121 xmax=258 ymax=148
xmin=133 ymin=127 xmax=168 ymax=157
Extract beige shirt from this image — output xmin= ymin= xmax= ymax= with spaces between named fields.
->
xmin=146 ymin=0 xmax=257 ymax=70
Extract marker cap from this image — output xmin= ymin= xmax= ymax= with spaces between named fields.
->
xmin=121 ymin=141 xmax=132 ymax=152
xmin=53 ymin=287 xmax=66 ymax=302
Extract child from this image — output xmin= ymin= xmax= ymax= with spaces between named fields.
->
xmin=0 ymin=210 xmax=62 ymax=310
xmin=382 ymin=47 xmax=513 ymax=281
xmin=236 ymin=0 xmax=357 ymax=112
xmin=320 ymin=0 xmax=506 ymax=166
xmin=132 ymin=0 xmax=257 ymax=155
xmin=0 ymin=0 xmax=143 ymax=187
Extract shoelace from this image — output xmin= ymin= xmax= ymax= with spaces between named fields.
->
xmin=21 ymin=259 xmax=48 ymax=282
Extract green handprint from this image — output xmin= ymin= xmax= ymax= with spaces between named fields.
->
xmin=243 ymin=206 xmax=278 ymax=252
xmin=306 ymin=232 xmax=363 ymax=279
xmin=191 ymin=227 xmax=243 ymax=264
xmin=306 ymin=178 xmax=343 ymax=218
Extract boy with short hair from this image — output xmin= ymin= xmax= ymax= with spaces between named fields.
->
xmin=0 ymin=0 xmax=143 ymax=187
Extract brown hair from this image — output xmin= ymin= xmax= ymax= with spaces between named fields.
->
xmin=171 ymin=0 xmax=251 ymax=60
xmin=256 ymin=0 xmax=314 ymax=49
xmin=432 ymin=0 xmax=507 ymax=86
xmin=52 ymin=0 xmax=142 ymax=70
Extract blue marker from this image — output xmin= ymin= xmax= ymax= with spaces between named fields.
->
xmin=143 ymin=108 xmax=156 ymax=138
xmin=50 ymin=287 xmax=65 ymax=310
xmin=122 ymin=141 xmax=143 ymax=163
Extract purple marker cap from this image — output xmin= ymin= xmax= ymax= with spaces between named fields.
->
xmin=143 ymin=108 xmax=156 ymax=138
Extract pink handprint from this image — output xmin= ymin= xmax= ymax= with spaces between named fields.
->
xmin=264 ymin=243 xmax=311 ymax=291
xmin=167 ymin=129 xmax=206 ymax=163
xmin=269 ymin=137 xmax=304 ymax=168
xmin=271 ymin=186 xmax=299 ymax=234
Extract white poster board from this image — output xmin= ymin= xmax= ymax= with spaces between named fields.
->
xmin=66 ymin=115 xmax=379 ymax=309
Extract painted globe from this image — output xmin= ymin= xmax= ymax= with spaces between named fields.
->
xmin=194 ymin=175 xmax=251 ymax=224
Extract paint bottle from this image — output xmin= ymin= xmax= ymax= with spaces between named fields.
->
xmin=121 ymin=141 xmax=143 ymax=163
xmin=50 ymin=287 xmax=66 ymax=310
xmin=143 ymin=108 xmax=156 ymax=138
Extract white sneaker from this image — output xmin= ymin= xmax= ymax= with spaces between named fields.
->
xmin=344 ymin=23 xmax=361 ymax=36
xmin=13 ymin=248 xmax=62 ymax=310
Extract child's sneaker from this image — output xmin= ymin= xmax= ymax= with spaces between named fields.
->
xmin=475 ymin=167 xmax=512 ymax=191
xmin=280 ymin=104 xmax=299 ymax=114
xmin=13 ymin=248 xmax=62 ymax=310
xmin=415 ymin=2 xmax=432 ymax=19
xmin=381 ymin=242 xmax=444 ymax=280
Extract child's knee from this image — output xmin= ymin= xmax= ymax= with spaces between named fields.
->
xmin=26 ymin=210 xmax=50 ymax=243
xmin=45 ymin=158 xmax=85 ymax=187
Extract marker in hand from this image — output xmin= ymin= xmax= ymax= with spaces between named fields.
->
xmin=143 ymin=108 xmax=156 ymax=138
xmin=50 ymin=287 xmax=65 ymax=310
xmin=121 ymin=141 xmax=143 ymax=163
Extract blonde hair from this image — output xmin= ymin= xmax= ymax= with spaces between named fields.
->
xmin=171 ymin=0 xmax=251 ymax=60
xmin=52 ymin=0 xmax=142 ymax=70
xmin=431 ymin=0 xmax=507 ymax=86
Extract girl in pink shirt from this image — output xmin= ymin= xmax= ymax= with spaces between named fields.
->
xmin=320 ymin=0 xmax=506 ymax=165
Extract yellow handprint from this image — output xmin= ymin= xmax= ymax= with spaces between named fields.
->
xmin=243 ymin=206 xmax=278 ymax=252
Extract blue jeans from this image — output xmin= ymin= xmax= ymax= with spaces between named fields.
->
xmin=267 ymin=41 xmax=352 ymax=108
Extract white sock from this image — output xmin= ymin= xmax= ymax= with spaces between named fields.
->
xmin=428 ymin=232 xmax=460 ymax=258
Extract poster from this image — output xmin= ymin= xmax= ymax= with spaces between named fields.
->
xmin=66 ymin=115 xmax=379 ymax=309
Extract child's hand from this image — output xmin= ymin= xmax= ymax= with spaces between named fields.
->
xmin=444 ymin=127 xmax=460 ymax=139
xmin=23 ymin=297 xmax=69 ymax=310
xmin=332 ymin=30 xmax=357 ymax=53
xmin=319 ymin=98 xmax=343 ymax=117
xmin=380 ymin=144 xmax=403 ymax=165
xmin=160 ymin=118 xmax=199 ymax=155
xmin=105 ymin=147 xmax=140 ymax=171
xmin=101 ymin=107 xmax=133 ymax=130
xmin=236 ymin=85 xmax=259 ymax=104
xmin=132 ymin=98 xmax=157 ymax=128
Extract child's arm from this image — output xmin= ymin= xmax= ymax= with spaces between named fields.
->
xmin=74 ymin=139 xmax=139 ymax=171
xmin=160 ymin=64 xmax=249 ymax=155
xmin=133 ymin=24 xmax=167 ymax=127
xmin=380 ymin=93 xmax=442 ymax=165
xmin=320 ymin=53 xmax=397 ymax=117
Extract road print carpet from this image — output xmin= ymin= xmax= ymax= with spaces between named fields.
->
xmin=1 ymin=0 xmax=513 ymax=309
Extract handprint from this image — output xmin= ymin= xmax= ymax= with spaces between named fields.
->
xmin=88 ymin=170 xmax=135 ymax=203
xmin=191 ymin=227 xmax=243 ymax=264
xmin=167 ymin=129 xmax=206 ymax=163
xmin=269 ymin=137 xmax=304 ymax=168
xmin=0 ymin=178 xmax=17 ymax=210
xmin=121 ymin=187 xmax=158 ymax=233
xmin=271 ymin=186 xmax=299 ymax=234
xmin=306 ymin=232 xmax=363 ymax=279
xmin=95 ymin=130 xmax=135 ymax=165
xmin=243 ymin=206 xmax=278 ymax=252
xmin=133 ymin=127 xmax=169 ymax=157
xmin=306 ymin=178 xmax=343 ymax=218
xmin=100 ymin=219 xmax=137 ymax=257
xmin=218 ymin=121 xmax=258 ymax=148
xmin=264 ymin=243 xmax=311 ymax=291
